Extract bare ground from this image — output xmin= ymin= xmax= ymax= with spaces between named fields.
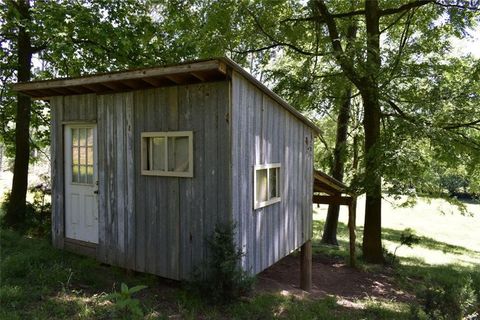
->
xmin=256 ymin=254 xmax=414 ymax=307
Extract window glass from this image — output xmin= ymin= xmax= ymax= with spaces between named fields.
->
xmin=79 ymin=165 xmax=87 ymax=184
xmin=71 ymin=127 xmax=95 ymax=185
xmin=142 ymin=132 xmax=193 ymax=177
xmin=87 ymin=147 xmax=93 ymax=165
xmin=72 ymin=129 xmax=79 ymax=146
xmin=80 ymin=128 xmax=87 ymax=146
xmin=256 ymin=169 xmax=268 ymax=203
xmin=171 ymin=136 xmax=189 ymax=172
xmin=87 ymin=165 xmax=94 ymax=184
xmin=269 ymin=167 xmax=278 ymax=199
xmin=72 ymin=165 xmax=79 ymax=183
xmin=151 ymin=137 xmax=166 ymax=171
xmin=87 ymin=128 xmax=93 ymax=146
xmin=79 ymin=146 xmax=87 ymax=165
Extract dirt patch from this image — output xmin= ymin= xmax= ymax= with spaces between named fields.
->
xmin=256 ymin=254 xmax=414 ymax=306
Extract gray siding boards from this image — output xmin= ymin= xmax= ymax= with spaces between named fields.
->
xmin=132 ymin=82 xmax=231 ymax=279
xmin=48 ymin=61 xmax=315 ymax=281
xmin=231 ymin=71 xmax=314 ymax=275
xmin=51 ymin=96 xmax=65 ymax=249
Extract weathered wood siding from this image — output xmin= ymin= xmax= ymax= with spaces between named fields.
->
xmin=97 ymin=92 xmax=135 ymax=270
xmin=51 ymin=96 xmax=65 ymax=249
xmin=132 ymin=82 xmax=231 ymax=280
xmin=51 ymin=82 xmax=230 ymax=280
xmin=63 ymin=94 xmax=97 ymax=122
xmin=231 ymin=71 xmax=314 ymax=275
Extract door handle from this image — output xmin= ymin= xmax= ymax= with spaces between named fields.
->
xmin=93 ymin=190 xmax=99 ymax=194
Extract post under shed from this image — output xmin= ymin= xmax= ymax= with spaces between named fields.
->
xmin=313 ymin=170 xmax=357 ymax=267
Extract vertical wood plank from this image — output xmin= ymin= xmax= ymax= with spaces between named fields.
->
xmin=97 ymin=95 xmax=107 ymax=262
xmin=51 ymin=96 xmax=65 ymax=249
xmin=134 ymin=91 xmax=146 ymax=272
xmin=125 ymin=92 xmax=136 ymax=270
xmin=166 ymin=86 xmax=180 ymax=279
xmin=115 ymin=93 xmax=126 ymax=267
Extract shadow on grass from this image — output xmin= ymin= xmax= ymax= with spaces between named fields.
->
xmin=0 ymin=229 xmax=162 ymax=319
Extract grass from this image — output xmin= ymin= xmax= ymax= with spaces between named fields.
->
xmin=0 ymin=196 xmax=479 ymax=319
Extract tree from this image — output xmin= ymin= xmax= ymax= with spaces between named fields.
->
xmin=192 ymin=0 xmax=479 ymax=262
xmin=3 ymin=0 xmax=35 ymax=228
xmin=0 ymin=0 xmax=203 ymax=229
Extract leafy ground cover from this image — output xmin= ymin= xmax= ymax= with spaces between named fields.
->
xmin=1 ymin=197 xmax=479 ymax=319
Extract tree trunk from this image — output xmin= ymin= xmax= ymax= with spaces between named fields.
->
xmin=4 ymin=0 xmax=32 ymax=230
xmin=361 ymin=0 xmax=384 ymax=263
xmin=321 ymin=85 xmax=352 ymax=245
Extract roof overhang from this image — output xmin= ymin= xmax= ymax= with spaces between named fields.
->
xmin=313 ymin=170 xmax=349 ymax=195
xmin=12 ymin=59 xmax=228 ymax=99
xmin=12 ymin=57 xmax=321 ymax=134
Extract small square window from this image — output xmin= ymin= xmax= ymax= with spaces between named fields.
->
xmin=254 ymin=163 xmax=281 ymax=209
xmin=141 ymin=131 xmax=193 ymax=177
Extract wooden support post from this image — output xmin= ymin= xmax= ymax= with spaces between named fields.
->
xmin=348 ymin=197 xmax=357 ymax=268
xmin=300 ymin=239 xmax=312 ymax=291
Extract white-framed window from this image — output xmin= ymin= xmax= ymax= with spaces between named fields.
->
xmin=141 ymin=131 xmax=193 ymax=177
xmin=254 ymin=163 xmax=281 ymax=209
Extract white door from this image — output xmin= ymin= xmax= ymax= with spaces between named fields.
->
xmin=64 ymin=125 xmax=99 ymax=243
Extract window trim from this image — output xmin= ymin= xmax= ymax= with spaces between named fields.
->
xmin=253 ymin=163 xmax=281 ymax=209
xmin=141 ymin=131 xmax=193 ymax=177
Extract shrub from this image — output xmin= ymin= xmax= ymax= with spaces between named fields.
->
xmin=419 ymin=276 xmax=478 ymax=320
xmin=105 ymin=283 xmax=147 ymax=319
xmin=1 ymin=179 xmax=51 ymax=237
xmin=191 ymin=222 xmax=254 ymax=304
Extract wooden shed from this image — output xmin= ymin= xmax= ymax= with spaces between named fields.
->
xmin=13 ymin=57 xmax=320 ymax=281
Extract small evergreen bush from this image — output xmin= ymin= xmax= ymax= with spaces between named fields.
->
xmin=191 ymin=222 xmax=254 ymax=304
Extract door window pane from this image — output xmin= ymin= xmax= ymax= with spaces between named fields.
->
xmin=79 ymin=165 xmax=87 ymax=183
xmin=72 ymin=165 xmax=79 ymax=183
xmin=87 ymin=147 xmax=93 ymax=165
xmin=79 ymin=147 xmax=87 ymax=165
xmin=72 ymin=129 xmax=79 ymax=146
xmin=87 ymin=128 xmax=93 ymax=146
xmin=86 ymin=165 xmax=94 ymax=184
xmin=80 ymin=128 xmax=87 ymax=146
xmin=71 ymin=127 xmax=95 ymax=185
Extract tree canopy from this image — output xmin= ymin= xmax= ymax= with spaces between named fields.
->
xmin=1 ymin=0 xmax=479 ymax=260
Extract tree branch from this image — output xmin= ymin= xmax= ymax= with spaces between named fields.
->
xmin=313 ymin=0 xmax=364 ymax=87
xmin=380 ymin=0 xmax=434 ymax=16
xmin=248 ymin=10 xmax=325 ymax=56
xmin=442 ymin=119 xmax=480 ymax=130
xmin=434 ymin=0 xmax=480 ymax=10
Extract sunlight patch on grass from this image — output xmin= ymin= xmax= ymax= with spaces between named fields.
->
xmin=314 ymin=195 xmax=480 ymax=266
xmin=384 ymin=239 xmax=480 ymax=266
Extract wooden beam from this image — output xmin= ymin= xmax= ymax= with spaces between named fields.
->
xmin=81 ymin=83 xmax=105 ymax=92
xmin=164 ymin=74 xmax=184 ymax=84
xmin=101 ymin=81 xmax=127 ymax=91
xmin=190 ymin=71 xmax=208 ymax=81
xmin=300 ymin=240 xmax=312 ymax=291
xmin=12 ymin=60 xmax=224 ymax=92
xmin=312 ymin=195 xmax=352 ymax=206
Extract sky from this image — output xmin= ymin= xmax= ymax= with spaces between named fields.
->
xmin=450 ymin=26 xmax=480 ymax=58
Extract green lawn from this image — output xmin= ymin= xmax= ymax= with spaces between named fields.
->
xmin=1 ymin=196 xmax=479 ymax=319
